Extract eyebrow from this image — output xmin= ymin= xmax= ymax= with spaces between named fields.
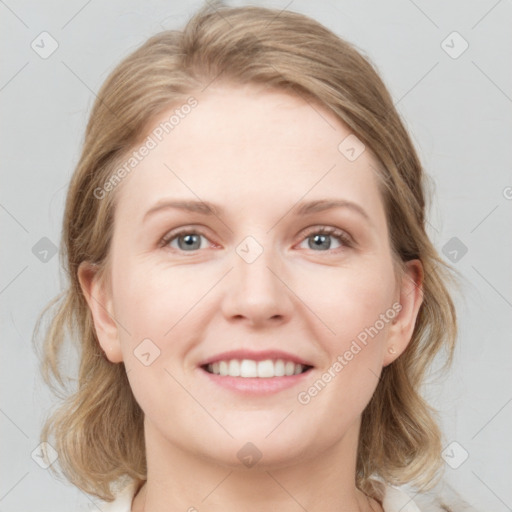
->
xmin=143 ymin=198 xmax=372 ymax=225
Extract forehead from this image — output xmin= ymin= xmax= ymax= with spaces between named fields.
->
xmin=113 ymin=84 xmax=385 ymax=225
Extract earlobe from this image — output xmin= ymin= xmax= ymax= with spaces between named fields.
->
xmin=77 ymin=262 xmax=124 ymax=363
xmin=383 ymin=259 xmax=424 ymax=367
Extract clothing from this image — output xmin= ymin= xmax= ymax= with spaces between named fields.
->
xmin=95 ymin=479 xmax=423 ymax=512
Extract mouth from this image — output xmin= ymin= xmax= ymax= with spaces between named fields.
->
xmin=197 ymin=350 xmax=315 ymax=395
xmin=201 ymin=359 xmax=314 ymax=378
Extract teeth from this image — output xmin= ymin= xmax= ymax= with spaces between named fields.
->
xmin=274 ymin=359 xmax=285 ymax=377
xmin=206 ymin=359 xmax=308 ymax=378
xmin=285 ymin=361 xmax=295 ymax=376
xmin=257 ymin=359 xmax=274 ymax=378
xmin=219 ymin=361 xmax=228 ymax=376
xmin=240 ymin=359 xmax=257 ymax=377
xmin=228 ymin=359 xmax=240 ymax=376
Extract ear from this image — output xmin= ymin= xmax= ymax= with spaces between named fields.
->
xmin=77 ymin=261 xmax=123 ymax=363
xmin=382 ymin=259 xmax=424 ymax=367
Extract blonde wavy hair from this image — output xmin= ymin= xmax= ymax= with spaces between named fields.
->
xmin=34 ymin=1 xmax=461 ymax=504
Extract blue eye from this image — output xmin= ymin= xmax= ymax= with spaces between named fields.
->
xmin=298 ymin=227 xmax=352 ymax=251
xmin=160 ymin=226 xmax=352 ymax=253
xmin=162 ymin=230 xmax=209 ymax=251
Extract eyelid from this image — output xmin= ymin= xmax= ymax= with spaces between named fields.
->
xmin=298 ymin=225 xmax=354 ymax=248
xmin=159 ymin=224 xmax=354 ymax=252
xmin=159 ymin=225 xmax=216 ymax=249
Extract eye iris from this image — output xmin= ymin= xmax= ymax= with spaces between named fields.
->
xmin=179 ymin=233 xmax=201 ymax=250
xmin=169 ymin=230 xmax=342 ymax=252
xmin=310 ymin=233 xmax=331 ymax=250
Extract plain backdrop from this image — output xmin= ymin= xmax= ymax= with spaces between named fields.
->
xmin=1 ymin=1 xmax=511 ymax=510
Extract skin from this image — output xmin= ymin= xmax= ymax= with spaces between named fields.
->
xmin=79 ymin=83 xmax=423 ymax=512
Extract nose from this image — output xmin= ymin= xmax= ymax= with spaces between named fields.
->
xmin=220 ymin=239 xmax=294 ymax=328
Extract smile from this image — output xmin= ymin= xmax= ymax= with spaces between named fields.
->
xmin=203 ymin=359 xmax=312 ymax=378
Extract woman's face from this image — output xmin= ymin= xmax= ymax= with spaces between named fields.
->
xmin=80 ymin=84 xmax=422 ymax=468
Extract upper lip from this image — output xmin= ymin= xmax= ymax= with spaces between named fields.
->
xmin=198 ymin=349 xmax=314 ymax=368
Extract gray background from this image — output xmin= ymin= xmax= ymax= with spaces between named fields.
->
xmin=1 ymin=0 xmax=511 ymax=510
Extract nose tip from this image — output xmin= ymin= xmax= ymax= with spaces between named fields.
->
xmin=220 ymin=239 xmax=293 ymax=326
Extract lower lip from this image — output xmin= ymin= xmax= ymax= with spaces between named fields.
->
xmin=198 ymin=367 xmax=313 ymax=395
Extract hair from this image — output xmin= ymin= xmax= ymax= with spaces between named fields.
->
xmin=34 ymin=1 xmax=462 ymax=504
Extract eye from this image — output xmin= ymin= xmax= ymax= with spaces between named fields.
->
xmin=160 ymin=226 xmax=353 ymax=254
xmin=297 ymin=226 xmax=353 ymax=252
xmin=160 ymin=229 xmax=212 ymax=252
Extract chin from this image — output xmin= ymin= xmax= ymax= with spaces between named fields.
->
xmin=199 ymin=426 xmax=315 ymax=467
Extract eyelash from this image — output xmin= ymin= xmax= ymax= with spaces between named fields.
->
xmin=159 ymin=226 xmax=353 ymax=254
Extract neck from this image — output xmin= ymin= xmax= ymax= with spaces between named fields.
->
xmin=131 ymin=417 xmax=383 ymax=512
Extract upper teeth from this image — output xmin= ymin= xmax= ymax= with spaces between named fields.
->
xmin=206 ymin=359 xmax=307 ymax=378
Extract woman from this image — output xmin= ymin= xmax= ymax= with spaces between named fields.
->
xmin=35 ymin=3 xmax=471 ymax=511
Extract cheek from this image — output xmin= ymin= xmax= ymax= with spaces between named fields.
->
xmin=302 ymin=269 xmax=394 ymax=415
xmin=111 ymin=259 xmax=211 ymax=380
xmin=304 ymin=257 xmax=396 ymax=346
xmin=113 ymin=257 xmax=198 ymax=334
xmin=111 ymin=264 xmax=191 ymax=415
